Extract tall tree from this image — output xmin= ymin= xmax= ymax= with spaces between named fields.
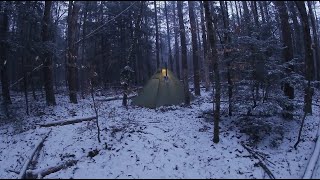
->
xmin=275 ymin=1 xmax=295 ymax=119
xmin=275 ymin=1 xmax=294 ymax=100
xmin=177 ymin=1 xmax=190 ymax=105
xmin=67 ymin=1 xmax=80 ymax=104
xmin=164 ymin=1 xmax=173 ymax=72
xmin=188 ymin=1 xmax=200 ymax=96
xmin=287 ymin=1 xmax=303 ymax=56
xmin=41 ymin=1 xmax=56 ymax=105
xmin=80 ymin=1 xmax=89 ymax=99
xmin=0 ymin=7 xmax=11 ymax=105
xmin=242 ymin=1 xmax=251 ymax=35
xmin=295 ymin=1 xmax=314 ymax=114
xmin=307 ymin=1 xmax=320 ymax=80
xmin=263 ymin=1 xmax=270 ymax=24
xmin=204 ymin=1 xmax=221 ymax=143
xmin=229 ymin=1 xmax=236 ymax=28
xmin=258 ymin=1 xmax=266 ymax=24
xmin=251 ymin=1 xmax=259 ymax=27
xmin=154 ymin=1 xmax=160 ymax=70
xmin=234 ymin=1 xmax=241 ymax=26
xmin=199 ymin=1 xmax=210 ymax=91
xmin=173 ymin=1 xmax=180 ymax=79
xmin=220 ymin=1 xmax=233 ymax=116
xmin=20 ymin=4 xmax=30 ymax=115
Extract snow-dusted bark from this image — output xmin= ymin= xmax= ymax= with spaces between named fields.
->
xmin=295 ymin=1 xmax=314 ymax=114
xmin=41 ymin=1 xmax=56 ymax=105
xmin=177 ymin=1 xmax=190 ymax=106
xmin=67 ymin=1 xmax=80 ymax=104
xmin=204 ymin=1 xmax=221 ymax=143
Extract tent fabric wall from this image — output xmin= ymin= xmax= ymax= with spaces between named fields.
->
xmin=131 ymin=69 xmax=187 ymax=108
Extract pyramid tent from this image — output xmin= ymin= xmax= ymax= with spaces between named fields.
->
xmin=131 ymin=69 xmax=188 ymax=108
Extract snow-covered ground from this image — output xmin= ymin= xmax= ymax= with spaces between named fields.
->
xmin=0 ymin=88 xmax=319 ymax=179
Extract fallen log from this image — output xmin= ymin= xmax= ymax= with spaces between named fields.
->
xmin=97 ymin=95 xmax=137 ymax=102
xmin=26 ymin=159 xmax=78 ymax=179
xmin=241 ymin=142 xmax=275 ymax=179
xmin=39 ymin=116 xmax=97 ymax=128
xmin=18 ymin=130 xmax=51 ymax=179
xmin=302 ymin=119 xmax=320 ymax=179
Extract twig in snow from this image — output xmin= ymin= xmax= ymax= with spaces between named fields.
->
xmin=285 ymin=159 xmax=292 ymax=175
xmin=90 ymin=78 xmax=101 ymax=143
xmin=241 ymin=142 xmax=275 ymax=179
xmin=294 ymin=111 xmax=308 ymax=149
xmin=6 ymin=169 xmax=20 ymax=174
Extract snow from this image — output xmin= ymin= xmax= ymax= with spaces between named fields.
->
xmin=0 ymin=88 xmax=319 ymax=179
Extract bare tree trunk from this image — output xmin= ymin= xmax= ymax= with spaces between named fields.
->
xmin=154 ymin=1 xmax=160 ymax=70
xmin=0 ymin=10 xmax=11 ymax=104
xmin=275 ymin=1 xmax=295 ymax=119
xmin=287 ymin=1 xmax=303 ymax=56
xmin=21 ymin=18 xmax=29 ymax=115
xmin=41 ymin=1 xmax=56 ymax=105
xmin=251 ymin=1 xmax=259 ymax=27
xmin=313 ymin=1 xmax=320 ymax=79
xmin=238 ymin=1 xmax=243 ymax=18
xmin=80 ymin=2 xmax=88 ymax=99
xmin=177 ymin=1 xmax=190 ymax=105
xmin=242 ymin=1 xmax=251 ymax=35
xmin=229 ymin=1 xmax=235 ymax=28
xmin=22 ymin=57 xmax=29 ymax=115
xmin=275 ymin=1 xmax=295 ymax=101
xmin=204 ymin=1 xmax=221 ymax=143
xmin=173 ymin=1 xmax=180 ymax=79
xmin=258 ymin=1 xmax=266 ymax=24
xmin=220 ymin=1 xmax=233 ymax=116
xmin=30 ymin=72 xmax=37 ymax=100
xmin=195 ymin=13 xmax=203 ymax=84
xmin=28 ymin=7 xmax=38 ymax=102
xmin=295 ymin=1 xmax=314 ymax=114
xmin=164 ymin=1 xmax=173 ymax=72
xmin=67 ymin=1 xmax=80 ymax=104
xmin=90 ymin=76 xmax=101 ymax=143
xmin=199 ymin=1 xmax=210 ymax=91
xmin=123 ymin=1 xmax=144 ymax=107
xmin=307 ymin=1 xmax=320 ymax=81
xmin=188 ymin=1 xmax=200 ymax=96
xmin=234 ymin=1 xmax=241 ymax=26
xmin=263 ymin=1 xmax=270 ymax=23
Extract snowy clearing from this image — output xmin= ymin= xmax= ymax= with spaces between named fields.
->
xmin=0 ymin=89 xmax=319 ymax=179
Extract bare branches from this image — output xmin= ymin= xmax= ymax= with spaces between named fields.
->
xmin=241 ymin=142 xmax=275 ymax=179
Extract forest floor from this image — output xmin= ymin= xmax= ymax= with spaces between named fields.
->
xmin=0 ymin=87 xmax=319 ymax=179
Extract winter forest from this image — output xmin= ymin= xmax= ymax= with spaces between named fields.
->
xmin=0 ymin=0 xmax=320 ymax=179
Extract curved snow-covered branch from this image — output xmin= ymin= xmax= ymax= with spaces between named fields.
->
xmin=303 ymin=120 xmax=320 ymax=179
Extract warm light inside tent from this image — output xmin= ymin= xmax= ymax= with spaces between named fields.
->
xmin=162 ymin=69 xmax=167 ymax=76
